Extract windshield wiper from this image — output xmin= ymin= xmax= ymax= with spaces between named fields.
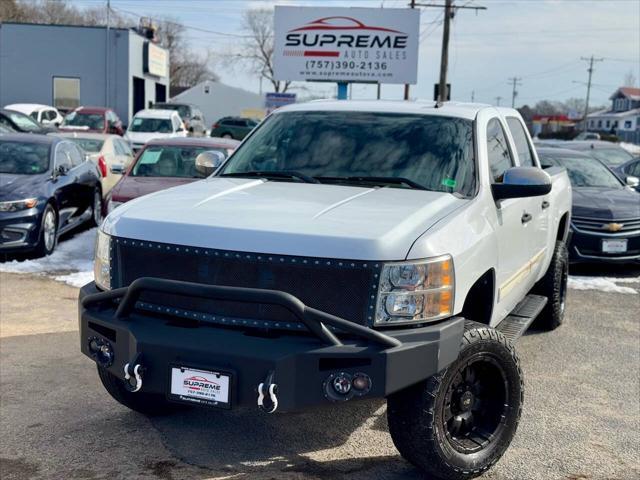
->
xmin=220 ymin=170 xmax=320 ymax=184
xmin=316 ymin=176 xmax=429 ymax=191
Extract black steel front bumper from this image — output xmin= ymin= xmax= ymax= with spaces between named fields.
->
xmin=79 ymin=277 xmax=463 ymax=412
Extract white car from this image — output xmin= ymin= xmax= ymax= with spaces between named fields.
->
xmin=55 ymin=132 xmax=135 ymax=195
xmin=80 ymin=100 xmax=572 ymax=480
xmin=124 ymin=109 xmax=187 ymax=152
xmin=4 ymin=103 xmax=64 ymax=127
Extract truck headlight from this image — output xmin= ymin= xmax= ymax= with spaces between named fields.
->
xmin=375 ymin=256 xmax=454 ymax=326
xmin=94 ymin=230 xmax=111 ymax=290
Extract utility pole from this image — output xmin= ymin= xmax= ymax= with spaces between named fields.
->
xmin=508 ymin=77 xmax=522 ymax=108
xmin=437 ymin=0 xmax=453 ymax=103
xmin=413 ymin=2 xmax=486 ymax=103
xmin=580 ymin=55 xmax=604 ymax=131
xmin=404 ymin=0 xmax=416 ymax=101
xmin=495 ymin=96 xmax=502 ymax=106
xmin=471 ymin=90 xmax=475 ymax=102
xmin=105 ymin=0 xmax=110 ymax=107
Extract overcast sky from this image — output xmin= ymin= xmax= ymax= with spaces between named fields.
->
xmin=74 ymin=0 xmax=639 ymax=107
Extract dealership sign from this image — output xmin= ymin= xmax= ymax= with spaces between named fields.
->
xmin=144 ymin=42 xmax=168 ymax=78
xmin=274 ymin=6 xmax=420 ymax=84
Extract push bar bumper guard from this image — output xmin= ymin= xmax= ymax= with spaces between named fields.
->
xmin=80 ymin=277 xmax=463 ymax=411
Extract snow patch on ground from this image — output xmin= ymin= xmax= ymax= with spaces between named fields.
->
xmin=0 ymin=228 xmax=96 ymax=286
xmin=568 ymin=275 xmax=639 ymax=294
xmin=620 ymin=142 xmax=640 ymax=155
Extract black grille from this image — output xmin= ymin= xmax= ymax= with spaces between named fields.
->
xmin=111 ymin=237 xmax=381 ymax=328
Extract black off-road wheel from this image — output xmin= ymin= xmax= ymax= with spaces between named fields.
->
xmin=97 ymin=365 xmax=183 ymax=416
xmin=533 ymin=241 xmax=568 ymax=330
xmin=387 ymin=321 xmax=524 ymax=480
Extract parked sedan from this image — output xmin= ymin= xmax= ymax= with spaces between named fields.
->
xmin=613 ymin=157 xmax=640 ymax=192
xmin=0 ymin=109 xmax=55 ymax=134
xmin=124 ymin=109 xmax=188 ymax=152
xmin=538 ymin=147 xmax=640 ymax=264
xmin=106 ymin=137 xmax=239 ymax=213
xmin=0 ymin=134 xmax=103 ymax=256
xmin=55 ymin=132 xmax=135 ymax=195
xmin=210 ymin=117 xmax=258 ymax=140
xmin=4 ymin=103 xmax=64 ymax=127
xmin=60 ymin=107 xmax=124 ymax=135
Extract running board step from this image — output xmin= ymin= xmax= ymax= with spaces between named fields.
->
xmin=496 ymin=294 xmax=548 ymax=342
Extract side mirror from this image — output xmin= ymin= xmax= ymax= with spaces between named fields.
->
xmin=55 ymin=164 xmax=69 ymax=176
xmin=624 ymin=175 xmax=639 ymax=188
xmin=492 ymin=167 xmax=552 ymax=201
xmin=195 ymin=150 xmax=226 ymax=176
xmin=111 ymin=164 xmax=125 ymax=174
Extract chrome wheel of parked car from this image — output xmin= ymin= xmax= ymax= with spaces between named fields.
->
xmin=35 ymin=205 xmax=58 ymax=257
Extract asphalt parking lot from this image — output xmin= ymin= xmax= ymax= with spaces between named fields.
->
xmin=0 ymin=268 xmax=639 ymax=480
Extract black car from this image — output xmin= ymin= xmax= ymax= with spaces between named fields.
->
xmin=544 ymin=140 xmax=635 ymax=168
xmin=0 ymin=134 xmax=103 ymax=256
xmin=0 ymin=109 xmax=56 ymax=134
xmin=613 ymin=157 xmax=640 ymax=192
xmin=152 ymin=103 xmax=206 ymax=136
xmin=538 ymin=147 xmax=640 ymax=264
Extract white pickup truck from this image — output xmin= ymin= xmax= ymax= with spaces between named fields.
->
xmin=80 ymin=100 xmax=572 ymax=480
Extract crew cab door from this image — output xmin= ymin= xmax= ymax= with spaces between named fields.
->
xmin=486 ymin=118 xmax=539 ymax=317
xmin=505 ymin=116 xmax=550 ymax=280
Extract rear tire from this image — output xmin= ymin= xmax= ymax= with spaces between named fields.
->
xmin=90 ymin=189 xmax=102 ymax=227
xmin=97 ymin=365 xmax=182 ymax=416
xmin=533 ymin=241 xmax=568 ymax=330
xmin=387 ymin=321 xmax=523 ymax=480
xmin=222 ymin=133 xmax=233 ymax=139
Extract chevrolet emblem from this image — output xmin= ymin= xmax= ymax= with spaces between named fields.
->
xmin=602 ymin=223 xmax=624 ymax=232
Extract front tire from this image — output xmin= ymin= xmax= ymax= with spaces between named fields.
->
xmin=97 ymin=365 xmax=182 ymax=416
xmin=533 ymin=241 xmax=568 ymax=330
xmin=387 ymin=321 xmax=523 ymax=480
xmin=222 ymin=133 xmax=233 ymax=139
xmin=34 ymin=204 xmax=57 ymax=257
xmin=90 ymin=189 xmax=102 ymax=227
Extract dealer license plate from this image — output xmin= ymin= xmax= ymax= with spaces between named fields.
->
xmin=602 ymin=239 xmax=628 ymax=253
xmin=169 ymin=366 xmax=231 ymax=408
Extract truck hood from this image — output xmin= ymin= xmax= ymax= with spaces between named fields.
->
xmin=103 ymin=178 xmax=467 ymax=260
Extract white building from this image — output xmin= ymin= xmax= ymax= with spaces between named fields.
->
xmin=170 ymin=80 xmax=264 ymax=126
xmin=586 ymin=87 xmax=640 ymax=143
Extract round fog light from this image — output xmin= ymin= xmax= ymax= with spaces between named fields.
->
xmin=352 ymin=373 xmax=372 ymax=395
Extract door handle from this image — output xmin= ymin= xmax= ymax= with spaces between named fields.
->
xmin=521 ymin=212 xmax=532 ymax=224
xmin=541 ymin=200 xmax=550 ymax=210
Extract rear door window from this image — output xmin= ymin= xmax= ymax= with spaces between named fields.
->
xmin=506 ymin=117 xmax=535 ymax=167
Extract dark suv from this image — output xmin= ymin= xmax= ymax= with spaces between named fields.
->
xmin=152 ymin=103 xmax=206 ymax=137
xmin=210 ymin=117 xmax=258 ymax=140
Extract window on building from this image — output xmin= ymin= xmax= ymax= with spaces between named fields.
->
xmin=624 ymin=120 xmax=632 ymax=129
xmin=605 ymin=120 xmax=610 ymax=128
xmin=487 ymin=118 xmax=514 ymax=182
xmin=506 ymin=117 xmax=535 ymax=167
xmin=53 ymin=77 xmax=80 ymax=111
xmin=589 ymin=120 xmax=594 ymax=128
xmin=598 ymin=120 xmax=602 ymax=128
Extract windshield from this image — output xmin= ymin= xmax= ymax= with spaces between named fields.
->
xmin=0 ymin=140 xmax=51 ymax=174
xmin=155 ymin=104 xmax=190 ymax=119
xmin=63 ymin=112 xmax=105 ymax=130
xmin=68 ymin=138 xmax=104 ymax=153
xmin=129 ymin=117 xmax=173 ymax=133
xmin=540 ymin=153 xmax=622 ymax=188
xmin=588 ymin=148 xmax=634 ymax=166
xmin=5 ymin=111 xmax=41 ymax=132
xmin=132 ymin=145 xmax=227 ymax=178
xmin=219 ymin=111 xmax=476 ymax=195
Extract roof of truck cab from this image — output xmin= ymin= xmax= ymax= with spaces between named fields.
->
xmin=276 ymin=100 xmax=496 ymax=120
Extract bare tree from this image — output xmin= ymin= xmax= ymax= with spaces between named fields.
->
xmin=623 ymin=70 xmax=637 ymax=87
xmin=156 ymin=19 xmax=218 ymax=88
xmin=237 ymin=9 xmax=290 ymax=93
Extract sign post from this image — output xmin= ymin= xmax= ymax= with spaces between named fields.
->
xmin=273 ymin=6 xmax=420 ymax=100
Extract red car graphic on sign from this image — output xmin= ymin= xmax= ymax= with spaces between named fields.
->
xmin=290 ymin=16 xmax=402 ymax=33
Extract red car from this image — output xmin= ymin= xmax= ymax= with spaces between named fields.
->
xmin=60 ymin=106 xmax=124 ymax=135
xmin=105 ymin=137 xmax=240 ymax=213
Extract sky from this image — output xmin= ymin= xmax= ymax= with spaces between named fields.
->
xmin=71 ymin=0 xmax=640 ymax=108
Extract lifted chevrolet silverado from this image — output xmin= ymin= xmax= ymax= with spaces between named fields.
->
xmin=80 ymin=101 xmax=571 ymax=480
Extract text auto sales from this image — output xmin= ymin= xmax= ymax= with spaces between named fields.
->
xmin=285 ymin=32 xmax=409 ymax=60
